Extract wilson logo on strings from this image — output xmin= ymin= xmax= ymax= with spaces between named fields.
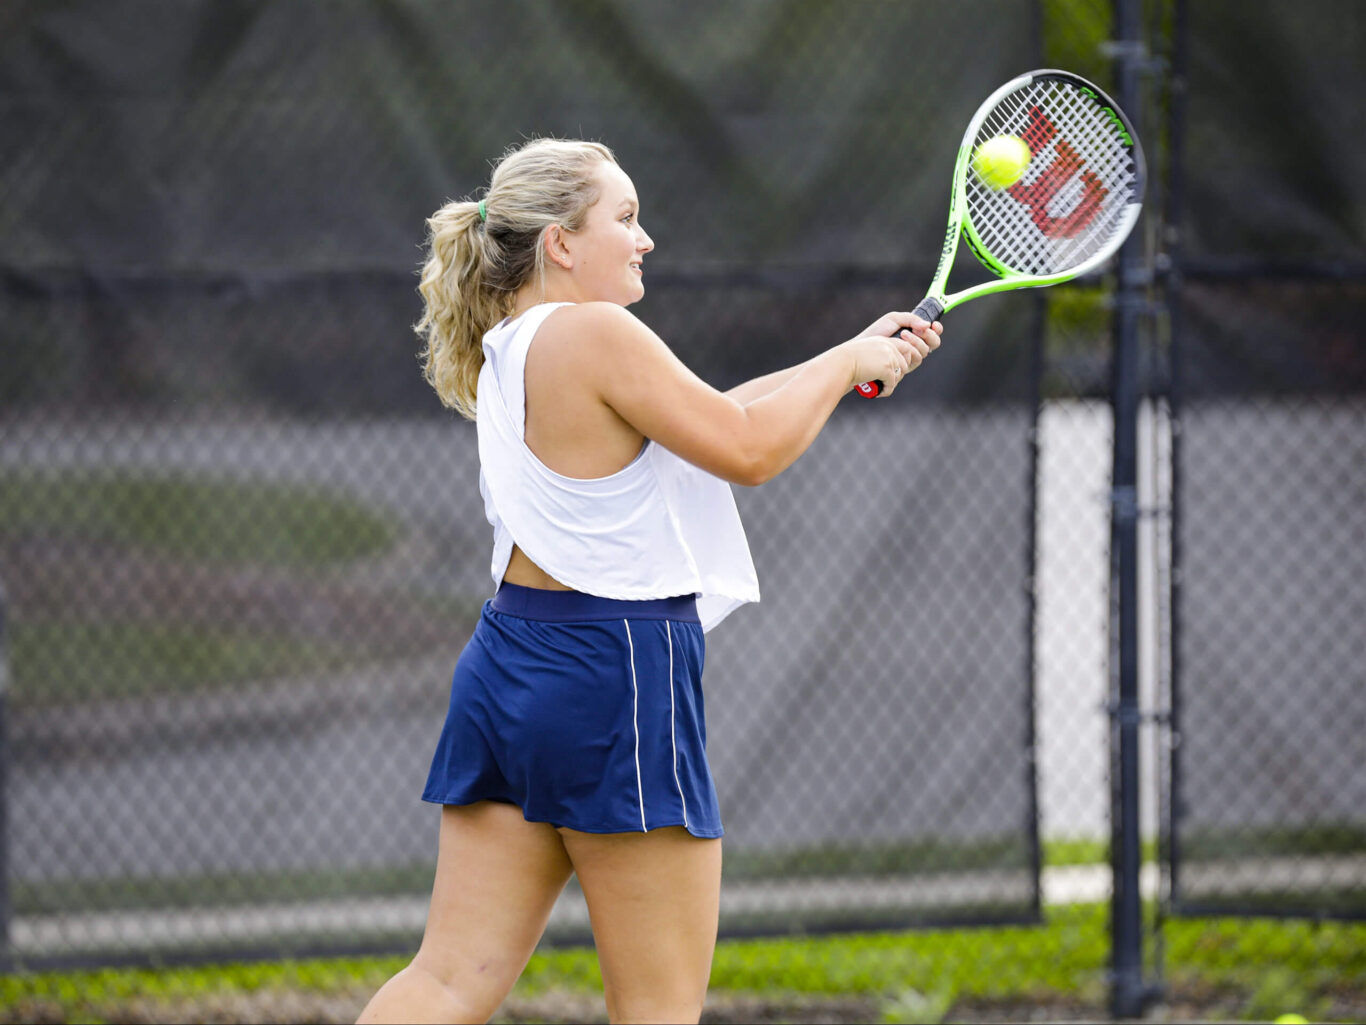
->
xmin=1008 ymin=106 xmax=1109 ymax=239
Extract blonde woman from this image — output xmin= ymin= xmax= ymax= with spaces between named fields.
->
xmin=358 ymin=138 xmax=942 ymax=1025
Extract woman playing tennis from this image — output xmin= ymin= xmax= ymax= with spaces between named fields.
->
xmin=358 ymin=137 xmax=942 ymax=1025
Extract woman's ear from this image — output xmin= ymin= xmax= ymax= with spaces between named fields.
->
xmin=544 ymin=224 xmax=573 ymax=270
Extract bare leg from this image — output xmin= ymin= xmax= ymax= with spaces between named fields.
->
xmin=357 ymin=802 xmax=573 ymax=1024
xmin=559 ymin=826 xmax=722 ymax=1025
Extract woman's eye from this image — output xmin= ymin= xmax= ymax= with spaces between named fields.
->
xmin=622 ymin=213 xmax=634 ymax=224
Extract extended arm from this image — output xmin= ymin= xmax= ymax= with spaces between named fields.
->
xmin=569 ymin=304 xmax=939 ymax=486
xmin=725 ymin=312 xmax=943 ymax=406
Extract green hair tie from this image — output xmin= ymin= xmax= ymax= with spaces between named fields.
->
xmin=477 ymin=199 xmax=487 ymax=223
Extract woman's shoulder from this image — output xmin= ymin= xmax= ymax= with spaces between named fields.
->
xmin=539 ymin=301 xmax=656 ymax=357
xmin=543 ymin=300 xmax=642 ymax=333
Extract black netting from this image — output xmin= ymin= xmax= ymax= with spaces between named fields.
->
xmin=0 ymin=0 xmax=1046 ymax=966
xmin=4 ymin=1 xmax=1361 ymax=1017
xmin=1168 ymin=0 xmax=1366 ymax=919
xmin=1172 ymin=281 xmax=1366 ymax=918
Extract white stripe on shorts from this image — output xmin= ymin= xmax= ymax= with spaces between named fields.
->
xmin=667 ymin=621 xmax=690 ymax=830
xmin=623 ymin=620 xmax=648 ymax=832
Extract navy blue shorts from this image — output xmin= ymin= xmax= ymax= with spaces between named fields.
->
xmin=422 ymin=584 xmax=723 ymax=838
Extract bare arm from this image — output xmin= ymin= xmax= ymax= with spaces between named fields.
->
xmin=725 ymin=312 xmax=944 ymax=406
xmin=570 ymin=303 xmax=940 ymax=486
xmin=724 ymin=365 xmax=803 ymax=404
xmin=725 ymin=348 xmax=866 ymax=482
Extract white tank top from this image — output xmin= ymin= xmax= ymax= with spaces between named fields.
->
xmin=476 ymin=302 xmax=760 ymax=631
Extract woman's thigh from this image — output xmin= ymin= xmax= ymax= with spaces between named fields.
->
xmin=413 ymin=802 xmax=574 ymax=1016
xmin=559 ymin=826 xmax=722 ymax=1025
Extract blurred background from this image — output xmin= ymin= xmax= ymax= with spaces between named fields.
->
xmin=1 ymin=1 xmax=1363 ymax=1021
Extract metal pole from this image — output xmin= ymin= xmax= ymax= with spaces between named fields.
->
xmin=0 ymin=582 xmax=11 ymax=973
xmin=1109 ymin=0 xmax=1148 ymax=1017
xmin=1165 ymin=0 xmax=1191 ymax=924
xmin=1023 ymin=292 xmax=1046 ymax=922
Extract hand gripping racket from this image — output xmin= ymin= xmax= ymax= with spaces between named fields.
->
xmin=858 ymin=68 xmax=1146 ymax=397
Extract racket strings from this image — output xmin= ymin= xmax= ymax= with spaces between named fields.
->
xmin=965 ymin=80 xmax=1138 ymax=276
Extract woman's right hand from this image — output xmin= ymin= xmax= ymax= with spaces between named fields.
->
xmin=841 ymin=335 xmax=910 ymax=396
xmin=838 ymin=336 xmax=910 ymax=397
xmin=840 ymin=312 xmax=943 ymax=396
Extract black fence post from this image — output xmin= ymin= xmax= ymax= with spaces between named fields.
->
xmin=0 ymin=581 xmax=11 ymax=973
xmin=1109 ymin=0 xmax=1151 ymax=1017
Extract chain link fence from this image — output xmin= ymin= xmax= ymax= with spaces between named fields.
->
xmin=1 ymin=0 xmax=1363 ymax=1018
xmin=1 ymin=0 xmax=1048 ymax=968
xmin=1166 ymin=0 xmax=1366 ymax=921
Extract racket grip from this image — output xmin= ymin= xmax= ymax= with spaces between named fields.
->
xmin=855 ymin=296 xmax=946 ymax=399
xmin=912 ymin=296 xmax=945 ymax=324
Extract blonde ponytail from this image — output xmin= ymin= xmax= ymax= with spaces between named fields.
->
xmin=415 ymin=138 xmax=617 ymax=419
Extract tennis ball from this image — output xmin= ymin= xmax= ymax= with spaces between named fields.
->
xmin=1274 ymin=1015 xmax=1309 ymax=1024
xmin=972 ymin=134 xmax=1031 ymax=189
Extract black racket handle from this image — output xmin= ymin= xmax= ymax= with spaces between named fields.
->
xmin=855 ymin=296 xmax=946 ymax=398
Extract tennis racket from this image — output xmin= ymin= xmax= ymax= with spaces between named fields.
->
xmin=859 ymin=68 xmax=1146 ymax=397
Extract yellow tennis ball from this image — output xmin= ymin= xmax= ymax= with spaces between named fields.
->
xmin=1274 ymin=1015 xmax=1309 ymax=1024
xmin=972 ymin=134 xmax=1031 ymax=189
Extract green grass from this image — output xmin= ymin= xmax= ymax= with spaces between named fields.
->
xmin=1181 ymin=823 xmax=1366 ymax=861
xmin=9 ymin=620 xmax=368 ymax=704
xmin=709 ymin=907 xmax=1108 ymax=999
xmin=0 ymin=469 xmax=396 ymax=568
xmin=2 ymin=905 xmax=1362 ymax=1024
xmin=1045 ymin=825 xmax=1366 ymax=867
xmin=724 ymin=834 xmax=1032 ymax=879
xmin=1044 ymin=835 xmax=1160 ymax=866
xmin=12 ymin=863 xmax=438 ymax=917
xmin=15 ymin=833 xmax=1044 ymax=917
xmin=26 ymin=831 xmax=1358 ymax=916
xmin=0 ymin=467 xmax=427 ymax=702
